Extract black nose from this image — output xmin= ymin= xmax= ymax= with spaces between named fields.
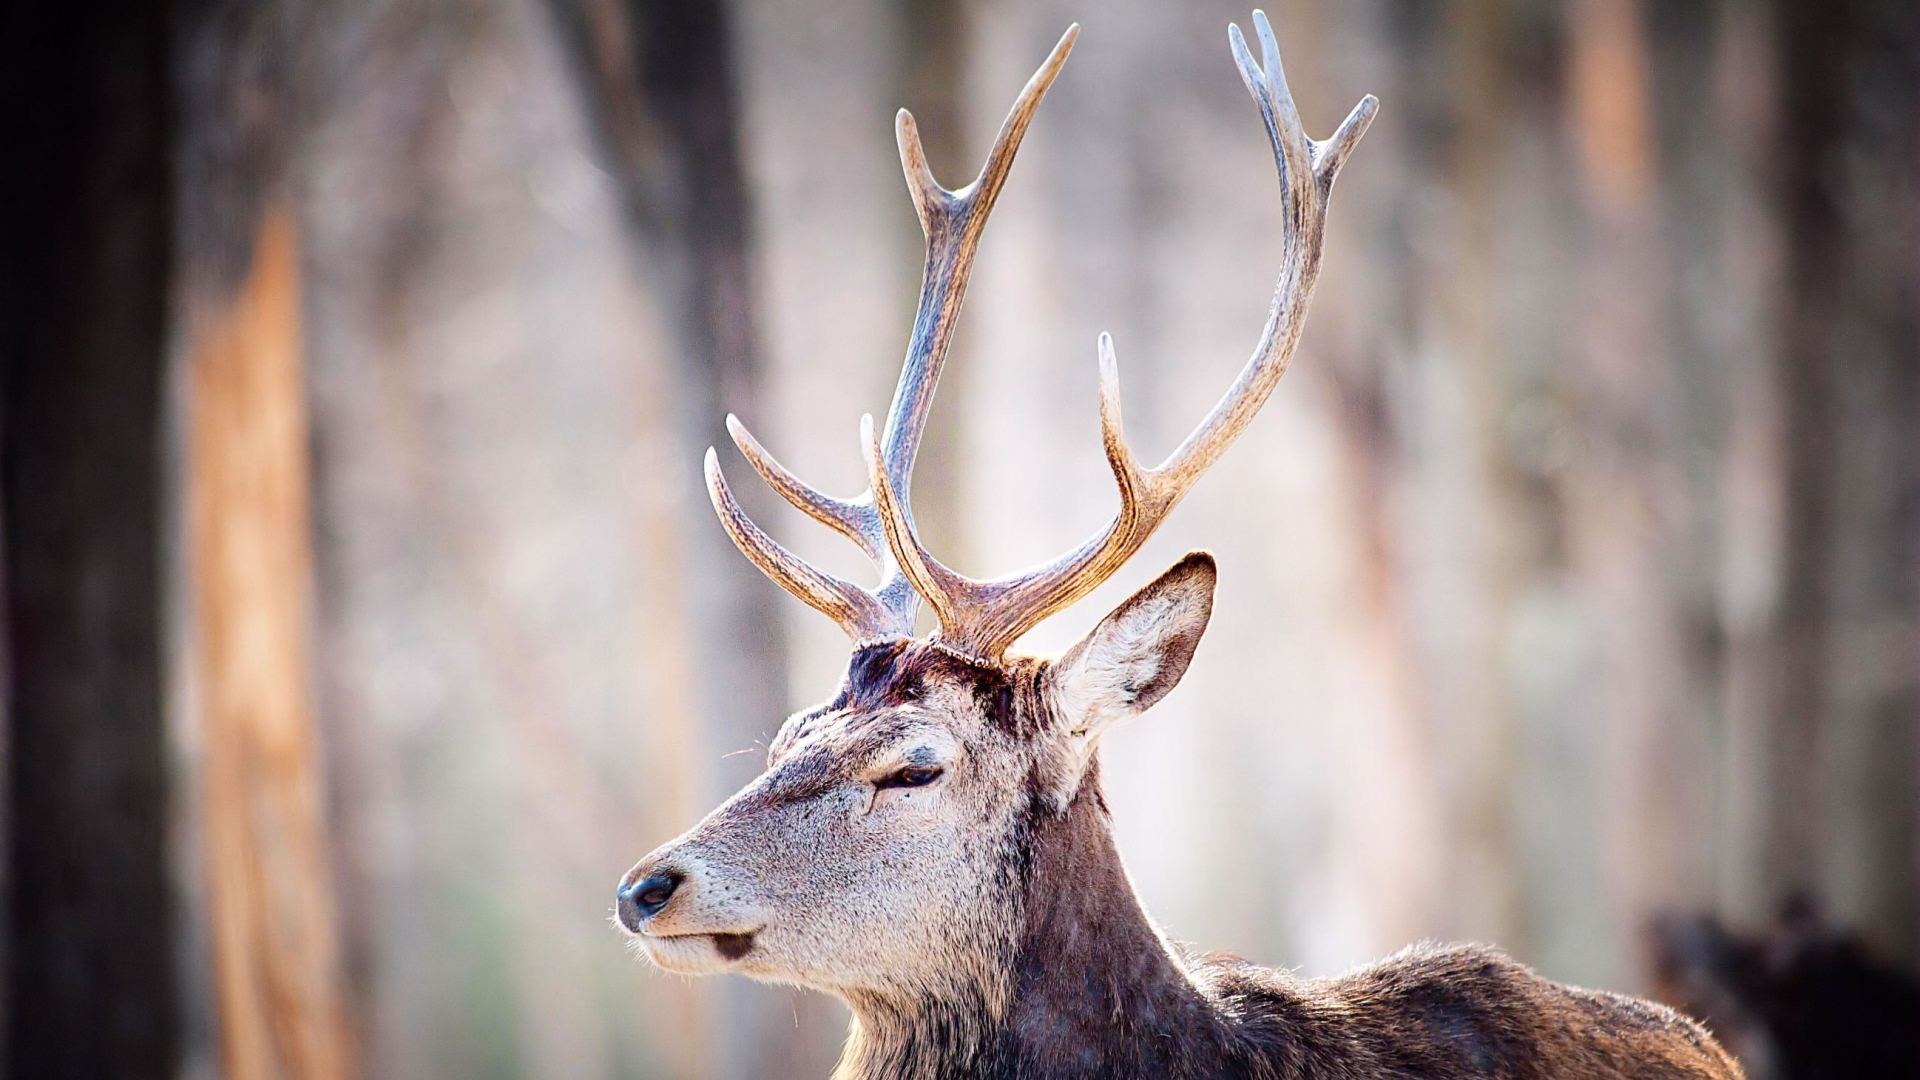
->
xmin=616 ymin=870 xmax=681 ymax=931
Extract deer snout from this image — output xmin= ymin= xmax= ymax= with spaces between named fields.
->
xmin=615 ymin=866 xmax=682 ymax=933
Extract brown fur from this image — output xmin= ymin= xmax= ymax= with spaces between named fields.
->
xmin=840 ymin=742 xmax=1741 ymax=1080
xmin=621 ymin=562 xmax=1741 ymax=1079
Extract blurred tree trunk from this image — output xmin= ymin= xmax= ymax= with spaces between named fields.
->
xmin=1752 ymin=0 xmax=1846 ymax=925
xmin=1638 ymin=1 xmax=1767 ymax=955
xmin=1434 ymin=0 xmax=1529 ymax=953
xmin=1746 ymin=0 xmax=1920 ymax=961
xmin=175 ymin=1 xmax=355 ymax=1074
xmin=548 ymin=1 xmax=796 ymax=1075
xmin=184 ymin=210 xmax=354 ymax=1080
xmin=0 ymin=6 xmax=177 ymax=1077
xmin=1564 ymin=0 xmax=1717 ymax=965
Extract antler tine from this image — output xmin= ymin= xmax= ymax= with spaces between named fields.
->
xmin=881 ymin=23 xmax=1078 ymax=496
xmin=704 ymin=449 xmax=906 ymax=639
xmin=1155 ymin=14 xmax=1374 ymax=485
xmin=724 ymin=415 xmax=884 ymax=562
xmin=705 ymin=27 xmax=1078 ymax=644
xmin=867 ymin=11 xmax=1377 ymax=660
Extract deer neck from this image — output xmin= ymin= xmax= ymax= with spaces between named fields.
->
xmin=836 ymin=764 xmax=1227 ymax=1079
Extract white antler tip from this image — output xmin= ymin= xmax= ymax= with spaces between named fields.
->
xmin=1227 ymin=23 xmax=1261 ymax=93
xmin=1034 ymin=23 xmax=1077 ymax=70
xmin=896 ymin=109 xmax=925 ymax=160
xmin=724 ymin=413 xmax=765 ymax=456
xmin=1252 ymin=11 xmax=1288 ymax=92
xmin=1316 ymin=93 xmax=1380 ymax=179
xmin=1023 ymin=23 xmax=1079 ymax=102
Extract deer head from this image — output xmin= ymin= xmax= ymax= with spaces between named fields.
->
xmin=617 ymin=6 xmax=1373 ymax=1027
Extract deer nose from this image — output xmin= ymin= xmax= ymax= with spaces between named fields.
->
xmin=616 ymin=870 xmax=681 ymax=931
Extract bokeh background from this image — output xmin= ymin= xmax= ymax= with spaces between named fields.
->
xmin=4 ymin=0 xmax=1917 ymax=1077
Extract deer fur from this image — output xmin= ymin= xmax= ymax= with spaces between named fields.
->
xmin=620 ymin=556 xmax=1741 ymax=1078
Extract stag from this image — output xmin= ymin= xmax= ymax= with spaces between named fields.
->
xmin=617 ymin=13 xmax=1741 ymax=1079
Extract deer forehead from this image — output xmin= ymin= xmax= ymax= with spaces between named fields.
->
xmin=773 ymin=645 xmax=1027 ymax=752
xmin=768 ymin=712 xmax=963 ymax=781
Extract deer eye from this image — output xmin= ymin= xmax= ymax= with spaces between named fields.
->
xmin=877 ymin=765 xmax=943 ymax=790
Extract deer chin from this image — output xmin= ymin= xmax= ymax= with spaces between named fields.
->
xmin=634 ymin=928 xmax=762 ymax=975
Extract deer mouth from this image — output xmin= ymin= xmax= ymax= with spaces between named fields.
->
xmin=639 ymin=928 xmax=761 ymax=969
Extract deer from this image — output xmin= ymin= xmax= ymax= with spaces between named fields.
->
xmin=615 ymin=13 xmax=1743 ymax=1079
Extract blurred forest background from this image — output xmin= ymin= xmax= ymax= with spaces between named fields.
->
xmin=3 ymin=0 xmax=1916 ymax=1077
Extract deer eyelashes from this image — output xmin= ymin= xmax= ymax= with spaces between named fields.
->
xmin=875 ymin=765 xmax=943 ymax=791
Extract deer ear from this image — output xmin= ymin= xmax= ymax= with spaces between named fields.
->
xmin=1048 ymin=551 xmax=1217 ymax=742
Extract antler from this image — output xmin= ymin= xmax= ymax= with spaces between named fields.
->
xmin=706 ymin=25 xmax=1080 ymax=644
xmin=862 ymin=11 xmax=1377 ymax=660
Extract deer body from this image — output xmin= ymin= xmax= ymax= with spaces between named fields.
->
xmin=842 ymin=679 xmax=1733 ymax=1079
xmin=763 ymin=642 xmax=1738 ymax=1080
xmin=617 ymin=13 xmax=1741 ymax=1078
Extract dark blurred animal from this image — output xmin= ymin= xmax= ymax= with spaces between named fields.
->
xmin=611 ymin=11 xmax=1741 ymax=1078
xmin=1649 ymin=899 xmax=1920 ymax=1079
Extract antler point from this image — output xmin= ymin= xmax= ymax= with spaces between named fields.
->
xmin=1043 ymin=22 xmax=1079 ymax=65
xmin=724 ymin=413 xmax=763 ymax=456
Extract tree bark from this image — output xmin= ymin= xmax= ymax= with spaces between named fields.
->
xmin=174 ymin=1 xmax=356 ymax=1072
xmin=1759 ymin=0 xmax=1920 ymax=960
xmin=185 ymin=208 xmax=355 ymax=1080
xmin=0 ymin=5 xmax=178 ymax=1076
